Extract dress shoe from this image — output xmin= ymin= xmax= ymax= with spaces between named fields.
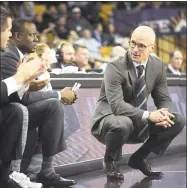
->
xmin=103 ymin=161 xmax=124 ymax=179
xmin=27 ymin=173 xmax=37 ymax=182
xmin=104 ymin=178 xmax=124 ymax=188
xmin=0 ymin=179 xmax=22 ymax=188
xmin=127 ymin=154 xmax=164 ymax=177
xmin=37 ymin=173 xmax=76 ymax=187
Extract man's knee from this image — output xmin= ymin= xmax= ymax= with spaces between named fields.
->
xmin=173 ymin=113 xmax=186 ymax=133
xmin=111 ymin=116 xmax=134 ymax=136
xmin=45 ymin=98 xmax=64 ymax=115
xmin=9 ymin=103 xmax=24 ymax=122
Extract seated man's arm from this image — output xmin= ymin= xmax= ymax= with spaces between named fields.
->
xmin=1 ymin=81 xmax=9 ymax=105
xmin=21 ymin=90 xmax=59 ymax=106
xmin=104 ymin=62 xmax=144 ymax=123
xmin=1 ymin=75 xmax=23 ymax=105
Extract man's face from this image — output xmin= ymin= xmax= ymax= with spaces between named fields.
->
xmin=129 ymin=32 xmax=154 ymax=63
xmin=61 ymin=45 xmax=75 ymax=64
xmin=171 ymin=51 xmax=183 ymax=70
xmin=97 ymin=24 xmax=103 ymax=33
xmin=0 ymin=17 xmax=12 ymax=50
xmin=72 ymin=12 xmax=81 ymax=20
xmin=18 ymin=23 xmax=39 ymax=53
xmin=75 ymin=48 xmax=89 ymax=67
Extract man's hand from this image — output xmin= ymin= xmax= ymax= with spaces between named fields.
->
xmin=28 ymin=79 xmax=49 ymax=92
xmin=148 ymin=109 xmax=175 ymax=128
xmin=14 ymin=58 xmax=47 ymax=85
xmin=60 ymin=87 xmax=78 ymax=104
xmin=155 ymin=108 xmax=175 ymax=128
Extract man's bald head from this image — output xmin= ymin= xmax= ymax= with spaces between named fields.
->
xmin=132 ymin=26 xmax=156 ymax=44
xmin=129 ymin=26 xmax=156 ymax=63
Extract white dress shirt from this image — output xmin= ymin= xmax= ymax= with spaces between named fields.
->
xmin=168 ymin=64 xmax=181 ymax=76
xmin=16 ymin=48 xmax=30 ymax=99
xmin=2 ymin=76 xmax=23 ymax=96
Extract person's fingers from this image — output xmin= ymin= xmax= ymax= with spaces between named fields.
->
xmin=159 ymin=109 xmax=167 ymax=116
xmin=155 ymin=121 xmax=168 ymax=128
xmin=168 ymin=112 xmax=175 ymax=118
xmin=160 ymin=108 xmax=175 ymax=118
xmin=156 ymin=120 xmax=172 ymax=127
xmin=167 ymin=118 xmax=175 ymax=125
xmin=158 ymin=115 xmax=167 ymax=122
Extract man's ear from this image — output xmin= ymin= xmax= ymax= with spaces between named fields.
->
xmin=15 ymin=32 xmax=21 ymax=42
xmin=150 ymin=44 xmax=155 ymax=53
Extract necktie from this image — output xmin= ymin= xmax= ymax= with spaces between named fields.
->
xmin=135 ymin=65 xmax=147 ymax=110
xmin=135 ymin=65 xmax=149 ymax=140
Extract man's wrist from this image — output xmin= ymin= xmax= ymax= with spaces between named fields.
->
xmin=57 ymin=91 xmax=62 ymax=100
xmin=147 ymin=112 xmax=152 ymax=121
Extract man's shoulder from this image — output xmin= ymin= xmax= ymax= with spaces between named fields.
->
xmin=109 ymin=55 xmax=127 ymax=67
xmin=149 ymin=54 xmax=163 ymax=65
xmin=1 ymin=45 xmax=19 ymax=60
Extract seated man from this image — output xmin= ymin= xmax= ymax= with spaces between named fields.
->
xmin=0 ymin=6 xmax=47 ymax=188
xmin=91 ymin=26 xmax=185 ymax=179
xmin=1 ymin=18 xmax=77 ymax=187
xmin=73 ymin=43 xmax=89 ymax=71
xmin=166 ymin=50 xmax=184 ymax=76
xmin=51 ymin=42 xmax=76 ymax=69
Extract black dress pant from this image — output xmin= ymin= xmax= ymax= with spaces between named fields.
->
xmin=22 ymin=98 xmax=66 ymax=160
xmin=0 ymin=103 xmax=23 ymax=163
xmin=99 ymin=113 xmax=185 ymax=161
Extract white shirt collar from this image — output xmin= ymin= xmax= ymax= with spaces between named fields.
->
xmin=16 ymin=47 xmax=24 ymax=61
xmin=132 ymin=60 xmax=148 ymax=77
xmin=133 ymin=60 xmax=148 ymax=69
xmin=168 ymin=64 xmax=181 ymax=76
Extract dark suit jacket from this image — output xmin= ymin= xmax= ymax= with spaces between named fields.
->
xmin=91 ymin=51 xmax=172 ymax=142
xmin=51 ymin=62 xmax=62 ymax=69
xmin=166 ymin=66 xmax=173 ymax=74
xmin=0 ymin=50 xmax=10 ymax=105
xmin=0 ymin=50 xmax=20 ymax=127
xmin=0 ymin=82 xmax=8 ymax=105
xmin=0 ymin=50 xmax=21 ymax=106
xmin=1 ymin=44 xmax=59 ymax=106
xmin=165 ymin=64 xmax=183 ymax=76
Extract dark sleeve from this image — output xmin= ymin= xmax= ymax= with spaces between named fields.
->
xmin=21 ymin=90 xmax=59 ymax=105
xmin=0 ymin=51 xmax=23 ymax=104
xmin=0 ymin=81 xmax=9 ymax=105
xmin=1 ymin=51 xmax=19 ymax=79
xmin=83 ymin=18 xmax=92 ymax=30
xmin=104 ymin=62 xmax=144 ymax=122
xmin=151 ymin=63 xmax=172 ymax=111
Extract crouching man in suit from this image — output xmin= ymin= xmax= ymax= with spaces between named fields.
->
xmin=91 ymin=26 xmax=185 ymax=179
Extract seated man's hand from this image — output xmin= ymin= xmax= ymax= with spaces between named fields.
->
xmin=60 ymin=87 xmax=77 ymax=104
xmin=28 ymin=79 xmax=49 ymax=92
xmin=15 ymin=58 xmax=47 ymax=85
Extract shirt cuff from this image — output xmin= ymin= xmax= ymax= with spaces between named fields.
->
xmin=2 ymin=76 xmax=23 ymax=96
xmin=17 ymin=84 xmax=29 ymax=99
xmin=142 ymin=111 xmax=149 ymax=123
xmin=57 ymin=91 xmax=61 ymax=100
